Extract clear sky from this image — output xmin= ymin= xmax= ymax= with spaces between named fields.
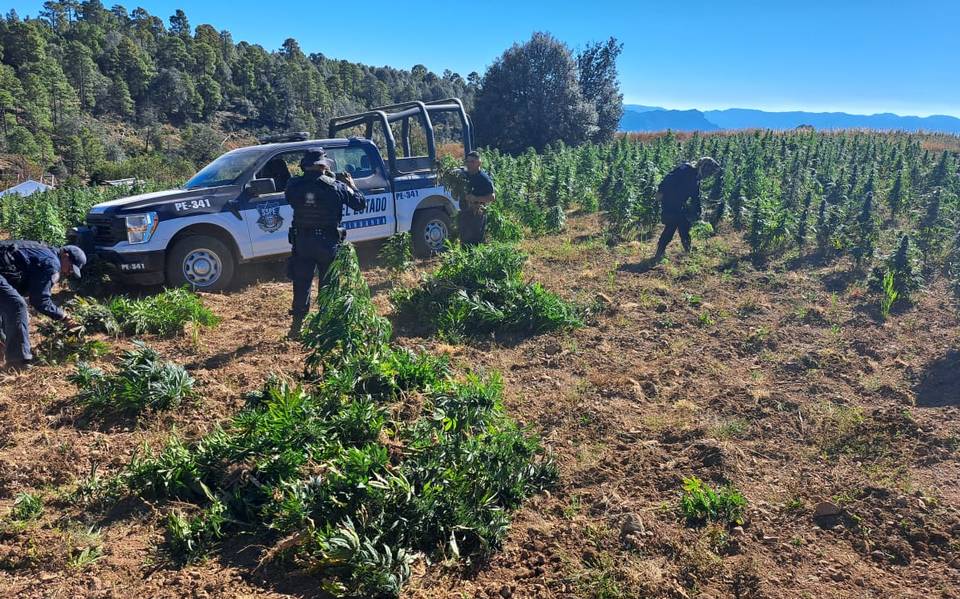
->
xmin=7 ymin=0 xmax=960 ymax=117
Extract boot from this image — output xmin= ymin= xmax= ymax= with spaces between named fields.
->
xmin=287 ymin=313 xmax=305 ymax=340
xmin=1 ymin=359 xmax=33 ymax=375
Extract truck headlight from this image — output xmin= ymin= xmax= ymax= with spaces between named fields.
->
xmin=126 ymin=212 xmax=158 ymax=244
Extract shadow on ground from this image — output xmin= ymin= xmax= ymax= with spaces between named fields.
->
xmin=915 ymin=349 xmax=960 ymax=407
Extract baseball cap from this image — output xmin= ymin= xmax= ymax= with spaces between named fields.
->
xmin=60 ymin=245 xmax=87 ymax=279
xmin=300 ymin=150 xmax=335 ymax=171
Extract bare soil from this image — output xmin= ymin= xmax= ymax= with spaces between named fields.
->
xmin=1 ymin=214 xmax=958 ymax=599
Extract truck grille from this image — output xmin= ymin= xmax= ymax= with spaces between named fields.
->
xmin=87 ymin=214 xmax=125 ymax=246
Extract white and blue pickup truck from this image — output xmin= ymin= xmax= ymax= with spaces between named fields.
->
xmin=69 ymin=99 xmax=473 ymax=291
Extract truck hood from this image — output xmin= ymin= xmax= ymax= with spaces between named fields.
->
xmin=89 ymin=186 xmax=240 ymax=215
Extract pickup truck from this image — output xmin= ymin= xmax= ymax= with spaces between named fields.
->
xmin=69 ymin=98 xmax=473 ymax=291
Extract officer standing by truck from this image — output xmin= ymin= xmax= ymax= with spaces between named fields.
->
xmin=285 ymin=150 xmax=366 ymax=339
xmin=458 ymin=151 xmax=496 ymax=245
xmin=652 ymin=156 xmax=721 ymax=261
xmin=0 ymin=240 xmax=86 ymax=372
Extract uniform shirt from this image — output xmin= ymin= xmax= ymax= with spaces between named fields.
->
xmin=285 ymin=173 xmax=366 ymax=231
xmin=657 ymin=163 xmax=701 ymax=221
xmin=0 ymin=241 xmax=65 ymax=320
xmin=468 ymin=170 xmax=495 ymax=196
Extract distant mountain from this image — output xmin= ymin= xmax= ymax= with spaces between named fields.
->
xmin=620 ymin=109 xmax=718 ymax=133
xmin=703 ymin=109 xmax=960 ymax=133
xmin=619 ymin=106 xmax=960 ymax=134
xmin=623 ymin=104 xmax=665 ymax=113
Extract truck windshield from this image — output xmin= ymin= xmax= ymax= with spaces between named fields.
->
xmin=184 ymin=151 xmax=261 ymax=190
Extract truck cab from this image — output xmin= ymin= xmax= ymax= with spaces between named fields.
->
xmin=70 ymin=98 xmax=473 ymax=291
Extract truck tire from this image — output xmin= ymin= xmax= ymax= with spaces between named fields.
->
xmin=411 ymin=209 xmax=452 ymax=257
xmin=166 ymin=235 xmax=235 ymax=292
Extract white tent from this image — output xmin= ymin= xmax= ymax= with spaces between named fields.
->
xmin=0 ymin=179 xmax=53 ymax=198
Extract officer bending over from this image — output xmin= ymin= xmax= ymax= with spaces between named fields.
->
xmin=0 ymin=240 xmax=86 ymax=372
xmin=653 ymin=157 xmax=721 ymax=261
xmin=285 ymin=150 xmax=366 ymax=338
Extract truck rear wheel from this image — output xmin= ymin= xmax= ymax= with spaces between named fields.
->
xmin=166 ymin=235 xmax=235 ymax=292
xmin=411 ymin=209 xmax=452 ymax=257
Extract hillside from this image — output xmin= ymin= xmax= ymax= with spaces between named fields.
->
xmin=619 ymin=106 xmax=960 ymax=134
xmin=0 ymin=4 xmax=477 ymax=183
xmin=1 ymin=215 xmax=958 ymax=598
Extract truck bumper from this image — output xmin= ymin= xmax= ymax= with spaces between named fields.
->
xmin=69 ymin=225 xmax=166 ymax=285
xmin=96 ymin=249 xmax=166 ymax=285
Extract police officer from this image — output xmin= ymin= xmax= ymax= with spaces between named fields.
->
xmin=458 ymin=151 xmax=496 ymax=245
xmin=652 ymin=156 xmax=721 ymax=261
xmin=285 ymin=150 xmax=366 ymax=338
xmin=0 ymin=240 xmax=86 ymax=372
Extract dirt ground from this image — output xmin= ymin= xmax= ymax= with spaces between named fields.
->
xmin=1 ymin=214 xmax=958 ymax=598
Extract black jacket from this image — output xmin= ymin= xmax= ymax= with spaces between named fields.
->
xmin=0 ymin=240 xmax=65 ymax=319
xmin=658 ymin=163 xmax=701 ymax=223
xmin=285 ymin=173 xmax=366 ymax=232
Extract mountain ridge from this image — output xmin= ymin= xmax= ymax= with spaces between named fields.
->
xmin=619 ymin=106 xmax=960 ymax=134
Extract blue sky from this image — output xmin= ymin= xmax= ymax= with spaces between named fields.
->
xmin=8 ymin=0 xmax=960 ymax=117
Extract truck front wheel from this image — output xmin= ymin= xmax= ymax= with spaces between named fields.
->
xmin=411 ymin=209 xmax=452 ymax=257
xmin=166 ymin=235 xmax=235 ymax=292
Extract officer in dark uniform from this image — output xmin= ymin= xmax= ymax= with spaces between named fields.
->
xmin=653 ymin=156 xmax=721 ymax=261
xmin=458 ymin=151 xmax=496 ymax=245
xmin=0 ymin=241 xmax=86 ymax=372
xmin=285 ymin=150 xmax=366 ymax=338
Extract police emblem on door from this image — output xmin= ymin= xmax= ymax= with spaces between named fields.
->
xmin=256 ymin=201 xmax=284 ymax=233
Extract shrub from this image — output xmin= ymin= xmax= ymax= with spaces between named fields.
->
xmin=392 ymin=243 xmax=582 ymax=340
xmin=879 ymin=270 xmax=899 ymax=320
xmin=545 ymin=205 xmax=567 ymax=232
xmin=36 ymin=320 xmax=110 ymax=364
xmin=109 ymin=288 xmax=219 ymax=336
xmin=379 ymin=232 xmax=413 ymax=273
xmin=301 ymin=245 xmax=392 ymax=372
xmin=166 ymin=499 xmax=227 ymax=564
xmin=69 ymin=342 xmax=195 ymax=415
xmin=35 ymin=297 xmax=119 ymax=364
xmin=486 ymin=203 xmax=524 ymax=243
xmin=679 ymin=476 xmax=746 ymax=527
xmin=691 ymin=220 xmax=714 ymax=240
xmin=869 ymin=234 xmax=922 ymax=309
xmin=10 ymin=492 xmax=44 ymax=521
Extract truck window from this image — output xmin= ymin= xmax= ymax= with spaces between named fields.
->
xmin=324 ymin=147 xmax=378 ymax=179
xmin=256 ymin=151 xmax=306 ymax=192
xmin=324 ymin=146 xmax=388 ymax=189
xmin=185 ymin=151 xmax=262 ymax=190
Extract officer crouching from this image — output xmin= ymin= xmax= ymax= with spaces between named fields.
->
xmin=285 ymin=150 xmax=366 ymax=339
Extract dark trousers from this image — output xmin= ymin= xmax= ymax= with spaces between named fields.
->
xmin=289 ymin=232 xmax=338 ymax=318
xmin=655 ymin=218 xmax=692 ymax=257
xmin=0 ymin=274 xmax=31 ymax=362
xmin=458 ymin=208 xmax=487 ymax=246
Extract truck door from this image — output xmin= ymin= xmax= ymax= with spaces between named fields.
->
xmin=323 ymin=145 xmax=395 ymax=242
xmin=241 ymin=150 xmax=303 ymax=258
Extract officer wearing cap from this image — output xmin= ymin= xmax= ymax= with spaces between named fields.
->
xmin=0 ymin=240 xmax=86 ymax=372
xmin=285 ymin=149 xmax=366 ymax=338
xmin=652 ymin=156 xmax=721 ymax=261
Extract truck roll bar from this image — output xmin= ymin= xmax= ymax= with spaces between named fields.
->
xmin=328 ymin=97 xmax=473 ymax=176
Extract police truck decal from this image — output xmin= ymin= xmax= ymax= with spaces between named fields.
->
xmin=256 ymin=201 xmax=284 ymax=233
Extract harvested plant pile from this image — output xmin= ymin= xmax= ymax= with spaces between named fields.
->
xmin=114 ymin=246 xmax=555 ymax=597
xmin=391 ymin=243 xmax=583 ymax=340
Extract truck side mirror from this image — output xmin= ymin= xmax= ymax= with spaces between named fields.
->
xmin=247 ymin=178 xmax=277 ymax=197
